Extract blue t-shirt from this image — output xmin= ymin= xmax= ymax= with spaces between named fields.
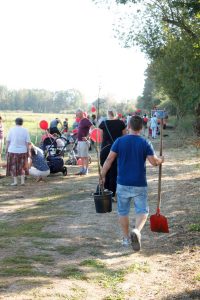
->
xmin=111 ymin=135 xmax=155 ymax=187
xmin=32 ymin=151 xmax=50 ymax=171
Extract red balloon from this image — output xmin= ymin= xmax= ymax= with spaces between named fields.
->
xmin=90 ymin=128 xmax=102 ymax=143
xmin=117 ymin=113 xmax=122 ymax=118
xmin=75 ymin=117 xmax=80 ymax=123
xmin=39 ymin=120 xmax=48 ymax=130
xmin=72 ymin=129 xmax=78 ymax=134
xmin=91 ymin=106 xmax=96 ymax=113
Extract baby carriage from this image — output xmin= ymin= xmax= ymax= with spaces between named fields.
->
xmin=65 ymin=137 xmax=78 ymax=165
xmin=65 ymin=134 xmax=92 ymax=165
xmin=40 ymin=135 xmax=68 ymax=176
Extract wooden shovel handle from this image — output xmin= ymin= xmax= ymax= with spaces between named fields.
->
xmin=157 ymin=119 xmax=163 ymax=209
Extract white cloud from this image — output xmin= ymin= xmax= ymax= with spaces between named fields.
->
xmin=0 ymin=0 xmax=148 ymax=102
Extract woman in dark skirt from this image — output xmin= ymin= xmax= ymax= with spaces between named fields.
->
xmin=6 ymin=118 xmax=31 ymax=186
xmin=99 ymin=110 xmax=127 ymax=200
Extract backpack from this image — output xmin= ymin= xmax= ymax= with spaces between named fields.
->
xmin=143 ymin=117 xmax=148 ymax=126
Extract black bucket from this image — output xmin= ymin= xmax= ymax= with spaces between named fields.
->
xmin=94 ymin=190 xmax=113 ymax=213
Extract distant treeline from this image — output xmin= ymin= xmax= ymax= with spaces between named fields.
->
xmin=0 ymin=86 xmax=85 ymax=113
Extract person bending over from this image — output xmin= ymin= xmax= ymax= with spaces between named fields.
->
xmin=29 ymin=144 xmax=50 ymax=182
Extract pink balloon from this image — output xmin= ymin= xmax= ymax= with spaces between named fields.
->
xmin=39 ymin=120 xmax=48 ymax=130
xmin=90 ymin=128 xmax=102 ymax=143
xmin=77 ymin=158 xmax=82 ymax=166
xmin=91 ymin=106 xmax=96 ymax=113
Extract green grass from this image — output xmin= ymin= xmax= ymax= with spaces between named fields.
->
xmin=0 ymin=253 xmax=54 ymax=277
xmin=79 ymin=259 xmax=106 ymax=269
xmin=1 ymin=111 xmax=75 ymax=157
xmin=77 ymin=259 xmax=150 ymax=293
xmin=0 ymin=219 xmax=60 ymax=238
xmin=188 ymin=223 xmax=200 ymax=232
xmin=88 ymin=248 xmax=101 ymax=256
xmin=56 ymin=245 xmax=78 ymax=255
xmin=59 ymin=265 xmax=88 ymax=280
xmin=194 ymin=274 xmax=200 ymax=281
xmin=3 ymin=253 xmax=54 ymax=265
xmin=0 ymin=254 xmax=43 ymax=277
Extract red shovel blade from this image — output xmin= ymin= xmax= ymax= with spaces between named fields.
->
xmin=150 ymin=209 xmax=169 ymax=233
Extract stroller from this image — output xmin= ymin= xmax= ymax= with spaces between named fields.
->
xmin=65 ymin=134 xmax=92 ymax=165
xmin=65 ymin=137 xmax=78 ymax=165
xmin=40 ymin=135 xmax=68 ymax=176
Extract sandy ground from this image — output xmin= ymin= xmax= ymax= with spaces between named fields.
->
xmin=0 ymin=132 xmax=199 ymax=300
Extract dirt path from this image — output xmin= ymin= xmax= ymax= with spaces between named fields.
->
xmin=0 ymin=133 xmax=199 ymax=300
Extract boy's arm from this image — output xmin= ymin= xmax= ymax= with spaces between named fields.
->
xmin=147 ymin=155 xmax=164 ymax=166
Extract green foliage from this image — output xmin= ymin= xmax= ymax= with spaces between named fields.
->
xmin=175 ymin=114 xmax=196 ymax=137
xmin=106 ymin=0 xmax=200 ymax=117
xmin=0 ymin=86 xmax=85 ymax=113
xmin=150 ymin=37 xmax=200 ymax=117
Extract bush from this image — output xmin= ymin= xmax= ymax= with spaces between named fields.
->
xmin=175 ymin=114 xmax=196 ymax=138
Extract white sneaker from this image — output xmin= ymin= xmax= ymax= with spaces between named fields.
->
xmin=130 ymin=229 xmax=141 ymax=251
xmin=122 ymin=237 xmax=130 ymax=247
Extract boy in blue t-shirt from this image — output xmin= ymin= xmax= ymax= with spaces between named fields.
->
xmin=101 ymin=116 xmax=164 ymax=251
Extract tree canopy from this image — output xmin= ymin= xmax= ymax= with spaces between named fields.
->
xmin=95 ymin=0 xmax=200 ymax=118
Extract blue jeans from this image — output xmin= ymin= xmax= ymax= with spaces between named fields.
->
xmin=116 ymin=184 xmax=149 ymax=216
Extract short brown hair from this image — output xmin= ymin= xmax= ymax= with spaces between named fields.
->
xmin=129 ymin=116 xmax=143 ymax=131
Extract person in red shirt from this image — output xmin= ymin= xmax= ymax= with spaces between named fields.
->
xmin=75 ymin=109 xmax=94 ymax=175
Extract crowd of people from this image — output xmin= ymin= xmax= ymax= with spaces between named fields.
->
xmin=0 ymin=108 xmax=167 ymax=251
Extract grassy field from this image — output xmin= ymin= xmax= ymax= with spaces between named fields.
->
xmin=1 ymin=112 xmax=75 ymax=154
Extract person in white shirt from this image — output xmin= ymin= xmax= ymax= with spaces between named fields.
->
xmin=150 ymin=114 xmax=158 ymax=139
xmin=6 ymin=118 xmax=31 ymax=186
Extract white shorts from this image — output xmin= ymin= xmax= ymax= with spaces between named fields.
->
xmin=29 ymin=167 xmax=50 ymax=177
xmin=0 ymin=138 xmax=4 ymax=151
xmin=77 ymin=141 xmax=89 ymax=157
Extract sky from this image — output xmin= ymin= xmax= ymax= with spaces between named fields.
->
xmin=0 ymin=0 xmax=148 ymax=103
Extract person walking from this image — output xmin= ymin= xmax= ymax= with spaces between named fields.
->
xmin=62 ymin=118 xmax=69 ymax=135
xmin=75 ymin=109 xmax=94 ymax=175
xmin=100 ymin=116 xmax=164 ymax=251
xmin=99 ymin=110 xmax=126 ymax=200
xmin=142 ymin=113 xmax=149 ymax=138
xmin=150 ymin=114 xmax=158 ymax=139
xmin=6 ymin=117 xmax=31 ymax=186
xmin=49 ymin=118 xmax=62 ymax=136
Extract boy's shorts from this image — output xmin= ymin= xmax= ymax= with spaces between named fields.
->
xmin=116 ymin=184 xmax=149 ymax=216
